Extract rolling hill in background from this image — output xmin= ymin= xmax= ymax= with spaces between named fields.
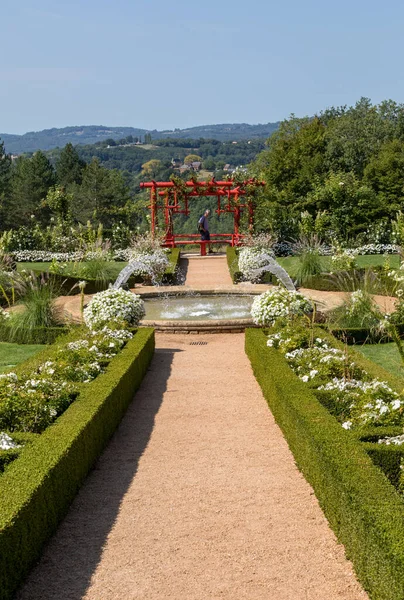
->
xmin=0 ymin=122 xmax=279 ymax=154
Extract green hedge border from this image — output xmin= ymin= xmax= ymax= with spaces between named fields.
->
xmin=0 ymin=327 xmax=155 ymax=600
xmin=246 ymin=328 xmax=404 ymax=600
xmin=226 ymin=247 xmax=243 ymax=283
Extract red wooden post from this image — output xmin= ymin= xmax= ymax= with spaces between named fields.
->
xmin=150 ymin=183 xmax=158 ymax=238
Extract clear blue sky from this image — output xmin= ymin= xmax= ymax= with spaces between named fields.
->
xmin=1 ymin=0 xmax=404 ymax=134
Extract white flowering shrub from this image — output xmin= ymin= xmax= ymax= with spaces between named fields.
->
xmin=251 ymin=288 xmax=312 ymax=326
xmin=266 ymin=322 xmax=404 ymax=430
xmin=83 ymin=288 xmax=145 ymax=330
xmin=129 ymin=249 xmax=169 ymax=283
xmin=238 ymin=247 xmax=274 ymax=281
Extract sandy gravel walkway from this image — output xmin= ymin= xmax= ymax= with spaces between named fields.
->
xmin=181 ymin=254 xmax=233 ymax=287
xmin=17 ymin=334 xmax=367 ymax=600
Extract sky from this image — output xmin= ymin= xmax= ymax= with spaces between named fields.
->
xmin=1 ymin=0 xmax=404 ymax=134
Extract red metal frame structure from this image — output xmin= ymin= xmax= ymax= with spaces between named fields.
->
xmin=140 ymin=178 xmax=264 ymax=255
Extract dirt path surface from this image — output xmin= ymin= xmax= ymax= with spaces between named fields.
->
xmin=17 ymin=334 xmax=367 ymax=600
xmin=181 ymin=254 xmax=233 ymax=287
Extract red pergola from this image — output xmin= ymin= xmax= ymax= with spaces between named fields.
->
xmin=140 ymin=177 xmax=264 ymax=255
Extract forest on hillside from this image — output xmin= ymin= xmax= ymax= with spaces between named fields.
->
xmin=0 ymin=122 xmax=280 ymax=154
xmin=2 ymin=98 xmax=404 ymax=245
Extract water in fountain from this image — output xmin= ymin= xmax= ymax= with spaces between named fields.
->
xmin=143 ymin=294 xmax=254 ymax=321
xmin=250 ymin=253 xmax=295 ymax=291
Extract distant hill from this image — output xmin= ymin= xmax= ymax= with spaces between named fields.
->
xmin=0 ymin=122 xmax=279 ymax=154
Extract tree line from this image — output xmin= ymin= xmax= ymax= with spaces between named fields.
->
xmin=0 ymin=143 xmax=135 ymax=231
xmin=250 ymin=98 xmax=404 ymax=242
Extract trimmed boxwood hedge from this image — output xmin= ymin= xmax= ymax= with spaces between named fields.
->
xmin=0 ymin=327 xmax=155 ymax=600
xmin=226 ymin=247 xmax=243 ymax=283
xmin=246 ymin=328 xmax=404 ymax=600
xmin=162 ymin=247 xmax=180 ymax=284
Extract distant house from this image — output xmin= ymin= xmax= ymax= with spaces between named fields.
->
xmin=191 ymin=161 xmax=202 ymax=171
xmin=179 ymin=164 xmax=191 ymax=174
xmin=223 ymin=164 xmax=231 ymax=172
xmin=171 ymin=158 xmax=182 ymax=168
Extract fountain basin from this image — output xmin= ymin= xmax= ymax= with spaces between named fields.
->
xmin=140 ymin=292 xmax=259 ymax=333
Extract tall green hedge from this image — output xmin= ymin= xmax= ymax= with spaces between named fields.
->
xmin=0 ymin=327 xmax=155 ymax=600
xmin=245 ymin=328 xmax=404 ymax=600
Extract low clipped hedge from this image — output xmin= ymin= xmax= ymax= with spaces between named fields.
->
xmin=163 ymin=248 xmax=180 ymax=284
xmin=226 ymin=247 xmax=243 ymax=283
xmin=0 ymin=327 xmax=155 ymax=600
xmin=246 ymin=328 xmax=404 ymax=600
xmin=0 ymin=324 xmax=70 ymax=345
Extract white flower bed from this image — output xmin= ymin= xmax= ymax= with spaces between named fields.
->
xmin=83 ymin=288 xmax=145 ymax=330
xmin=378 ymin=434 xmax=404 ymax=446
xmin=11 ymin=249 xmax=133 ymax=263
xmin=0 ymin=432 xmax=20 ymax=450
xmin=266 ymin=324 xmax=404 ymax=430
xmin=251 ymin=288 xmax=312 ymax=326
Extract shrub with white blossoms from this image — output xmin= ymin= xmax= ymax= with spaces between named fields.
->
xmin=238 ymin=247 xmax=274 ymax=282
xmin=251 ymin=288 xmax=312 ymax=326
xmin=83 ymin=288 xmax=145 ymax=330
xmin=129 ymin=249 xmax=169 ymax=283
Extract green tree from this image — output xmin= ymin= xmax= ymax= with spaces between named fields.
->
xmin=307 ymin=171 xmax=382 ymax=240
xmin=184 ymin=154 xmax=202 ymax=164
xmin=141 ymin=159 xmax=163 ymax=178
xmin=363 ymin=139 xmax=404 ymax=214
xmin=72 ymin=159 xmax=130 ymax=226
xmin=6 ymin=152 xmax=55 ymax=227
xmin=56 ymin=143 xmax=85 ymax=186
xmin=43 ymin=186 xmax=73 ymax=225
xmin=324 ymin=98 xmax=404 ymax=176
xmin=251 ymin=116 xmax=327 ymax=216
xmin=0 ymin=140 xmax=12 ymax=229
xmin=202 ymin=157 xmax=216 ymax=171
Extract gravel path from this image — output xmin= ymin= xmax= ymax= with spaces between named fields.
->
xmin=17 ymin=334 xmax=367 ymax=600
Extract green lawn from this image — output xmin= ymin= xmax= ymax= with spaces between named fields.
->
xmin=357 ymin=343 xmax=404 ymax=379
xmin=17 ymin=262 xmax=128 ymax=278
xmin=277 ymin=254 xmax=400 ymax=278
xmin=0 ymin=342 xmax=45 ymax=373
